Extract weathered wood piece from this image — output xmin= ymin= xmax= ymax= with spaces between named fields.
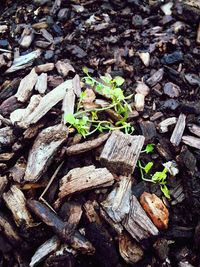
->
xmin=19 ymin=27 xmax=34 ymax=48
xmin=0 ymin=96 xmax=23 ymax=117
xmin=3 ymin=185 xmax=33 ymax=227
xmin=170 ymin=113 xmax=186 ymax=146
xmin=27 ymin=200 xmax=95 ymax=254
xmin=158 ymin=117 xmax=177 ymax=133
xmin=100 ymin=131 xmax=145 ymax=175
xmin=182 ymin=135 xmax=200 ymax=149
xmin=30 ymin=236 xmax=60 ymax=267
xmin=134 ymin=93 xmax=145 ymax=111
xmin=188 ymin=124 xmax=200 ymax=137
xmin=24 ymin=124 xmax=68 ymax=182
xmin=100 ymin=208 xmax=123 ymax=234
xmin=62 ymin=87 xmax=75 ymax=122
xmin=51 ymin=0 xmax=62 ymax=15
xmin=101 ymin=176 xmax=132 ymax=223
xmin=5 ymin=50 xmax=41 ymax=73
xmin=72 ymin=74 xmax=81 ymax=97
xmin=55 ymin=60 xmax=75 ymax=77
xmin=8 ymin=157 xmax=26 ymax=183
xmin=35 ymin=73 xmax=47 ymax=94
xmin=139 ymin=120 xmax=157 ymax=141
xmin=0 ymin=127 xmax=16 ymax=152
xmin=10 ymin=95 xmax=42 ymax=127
xmin=35 ymin=63 xmax=55 ymax=73
xmin=0 ymin=152 xmax=14 ymax=161
xmin=119 ymin=234 xmax=144 ymax=264
xmin=123 ymin=195 xmax=159 ymax=241
xmin=66 ymin=133 xmax=110 ymax=156
xmin=15 ymin=68 xmax=38 ymax=103
xmin=56 ymin=165 xmax=114 ymax=203
xmin=146 ymin=68 xmax=164 ymax=87
xmin=0 ymin=176 xmax=8 ymax=198
xmin=0 ymin=78 xmax=20 ymax=101
xmin=197 ymin=23 xmax=200 ymax=44
xmin=23 ymin=79 xmax=73 ymax=127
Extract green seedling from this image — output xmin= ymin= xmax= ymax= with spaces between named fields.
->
xmin=138 ymin=161 xmax=170 ymax=199
xmin=65 ymin=68 xmax=134 ymax=137
xmin=141 ymin=143 xmax=155 ymax=154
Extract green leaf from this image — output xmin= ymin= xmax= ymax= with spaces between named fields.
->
xmin=114 ymin=76 xmax=125 ymax=86
xmin=82 ymin=66 xmax=89 ymax=75
xmin=144 ymin=144 xmax=155 ymax=154
xmin=144 ymin=162 xmax=153 ymax=174
xmin=100 ymin=75 xmax=111 ymax=84
xmin=84 ymin=77 xmax=94 ymax=86
xmin=65 ymin=113 xmax=76 ymax=125
xmin=160 ymin=184 xmax=170 ymax=199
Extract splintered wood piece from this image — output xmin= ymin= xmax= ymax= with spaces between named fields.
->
xmin=3 ymin=185 xmax=33 ymax=227
xmin=158 ymin=117 xmax=177 ymax=133
xmin=35 ymin=73 xmax=47 ymax=94
xmin=0 ymin=127 xmax=16 ymax=152
xmin=100 ymin=208 xmax=123 ymax=235
xmin=57 ymin=165 xmax=114 ymax=201
xmin=51 ymin=0 xmax=62 ymax=15
xmin=15 ymin=68 xmax=38 ymax=103
xmin=27 ymin=200 xmax=95 ymax=254
xmin=66 ymin=133 xmax=110 ymax=156
xmin=101 ymin=176 xmax=132 ymax=223
xmin=62 ymin=87 xmax=75 ymax=122
xmin=5 ymin=50 xmax=41 ymax=73
xmin=55 ymin=61 xmax=75 ymax=77
xmin=146 ymin=68 xmax=164 ymax=87
xmin=188 ymin=124 xmax=200 ymax=137
xmin=0 ymin=212 xmax=23 ymax=246
xmin=182 ymin=135 xmax=200 ymax=149
xmin=72 ymin=74 xmax=81 ymax=97
xmin=24 ymin=124 xmax=68 ymax=182
xmin=134 ymin=93 xmax=145 ymax=111
xmin=10 ymin=95 xmax=42 ymax=128
xmin=140 ymin=192 xmax=169 ymax=230
xmin=19 ymin=27 xmax=34 ymax=48
xmin=23 ymin=79 xmax=73 ymax=127
xmin=35 ymin=63 xmax=55 ymax=74
xmin=119 ymin=234 xmax=144 ymax=264
xmin=0 ymin=96 xmax=23 ymax=117
xmin=123 ymin=195 xmax=159 ymax=241
xmin=30 ymin=236 xmax=60 ymax=267
xmin=0 ymin=176 xmax=8 ymax=198
xmin=170 ymin=113 xmax=186 ymax=146
xmin=197 ymin=23 xmax=200 ymax=44
xmin=8 ymin=157 xmax=26 ymax=183
xmin=100 ymin=131 xmax=145 ymax=175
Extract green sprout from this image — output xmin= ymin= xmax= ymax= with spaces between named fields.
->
xmin=64 ymin=68 xmax=134 ymax=137
xmin=141 ymin=143 xmax=155 ymax=154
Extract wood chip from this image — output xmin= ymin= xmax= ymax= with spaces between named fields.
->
xmin=66 ymin=133 xmax=110 ymax=156
xmin=134 ymin=93 xmax=145 ymax=111
xmin=55 ymin=60 xmax=75 ymax=77
xmin=182 ymin=135 xmax=200 ymax=149
xmin=24 ymin=124 xmax=68 ymax=182
xmin=0 ymin=176 xmax=8 ymax=198
xmin=3 ymin=185 xmax=33 ymax=227
xmin=101 ymin=176 xmax=132 ymax=223
xmin=57 ymin=165 xmax=114 ymax=200
xmin=35 ymin=63 xmax=55 ymax=74
xmin=15 ymin=68 xmax=38 ymax=103
xmin=188 ymin=124 xmax=200 ymax=137
xmin=35 ymin=73 xmax=48 ymax=94
xmin=146 ymin=68 xmax=164 ymax=87
xmin=0 ymin=127 xmax=16 ymax=151
xmin=140 ymin=192 xmax=169 ymax=230
xmin=100 ymin=131 xmax=145 ymax=175
xmin=197 ymin=22 xmax=200 ymax=44
xmin=170 ymin=113 xmax=186 ymax=146
xmin=158 ymin=117 xmax=177 ymax=133
xmin=123 ymin=195 xmax=159 ymax=241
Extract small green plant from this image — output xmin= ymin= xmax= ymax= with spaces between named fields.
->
xmin=141 ymin=143 xmax=155 ymax=154
xmin=138 ymin=161 xmax=170 ymax=199
xmin=65 ymin=67 xmax=134 ymax=137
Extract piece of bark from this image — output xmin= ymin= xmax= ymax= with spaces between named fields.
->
xmin=139 ymin=120 xmax=157 ymax=141
xmin=8 ymin=157 xmax=26 ymax=183
xmin=123 ymin=195 xmax=159 ymax=241
xmin=55 ymin=61 xmax=75 ymax=77
xmin=66 ymin=133 xmax=110 ymax=156
xmin=0 ymin=152 xmax=14 ymax=161
xmin=23 ymin=122 xmax=45 ymax=140
xmin=5 ymin=50 xmax=41 ymax=73
xmin=3 ymin=185 xmax=33 ymax=227
xmin=100 ymin=131 xmax=145 ymax=175
xmin=158 ymin=117 xmax=177 ymax=133
xmin=99 ymin=208 xmax=123 ymax=235
xmin=0 ymin=176 xmax=8 ymax=198
xmin=59 ymin=201 xmax=83 ymax=226
xmin=135 ymin=81 xmax=150 ymax=96
xmin=10 ymin=95 xmax=42 ymax=127
xmin=170 ymin=183 xmax=185 ymax=205
xmin=0 ymin=212 xmax=23 ymax=247
xmin=0 ymin=96 xmax=23 ymax=117
xmin=134 ymin=93 xmax=145 ymax=111
xmin=35 ymin=73 xmax=48 ymax=94
xmin=101 ymin=176 xmax=132 ymax=223
xmin=176 ymin=145 xmax=196 ymax=171
xmin=56 ymin=165 xmax=114 ymax=202
xmin=24 ymin=124 xmax=68 ymax=182
xmin=23 ymin=79 xmax=73 ymax=127
xmin=150 ymin=112 xmax=163 ymax=121
xmin=0 ymin=127 xmax=16 ymax=152
xmin=62 ymin=87 xmax=75 ymax=122
xmin=146 ymin=68 xmax=164 ymax=87
xmin=35 ymin=63 xmax=55 ymax=74
xmin=140 ymin=192 xmax=169 ymax=230
xmin=170 ymin=113 xmax=186 ymax=146
xmin=19 ymin=27 xmax=34 ymax=48
xmin=72 ymin=74 xmax=81 ymax=97
xmin=30 ymin=236 xmax=60 ymax=267
xmin=0 ymin=78 xmax=20 ymax=101
xmin=197 ymin=23 xmax=200 ymax=44
xmin=0 ymin=114 xmax=12 ymax=126
xmin=27 ymin=200 xmax=95 ymax=254
xmin=47 ymin=75 xmax=64 ymax=87
xmin=188 ymin=124 xmax=200 ymax=137
xmin=51 ymin=0 xmax=62 ymax=14
xmin=15 ymin=68 xmax=38 ymax=103
xmin=119 ymin=234 xmax=144 ymax=264
xmin=182 ymin=135 xmax=200 ymax=149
